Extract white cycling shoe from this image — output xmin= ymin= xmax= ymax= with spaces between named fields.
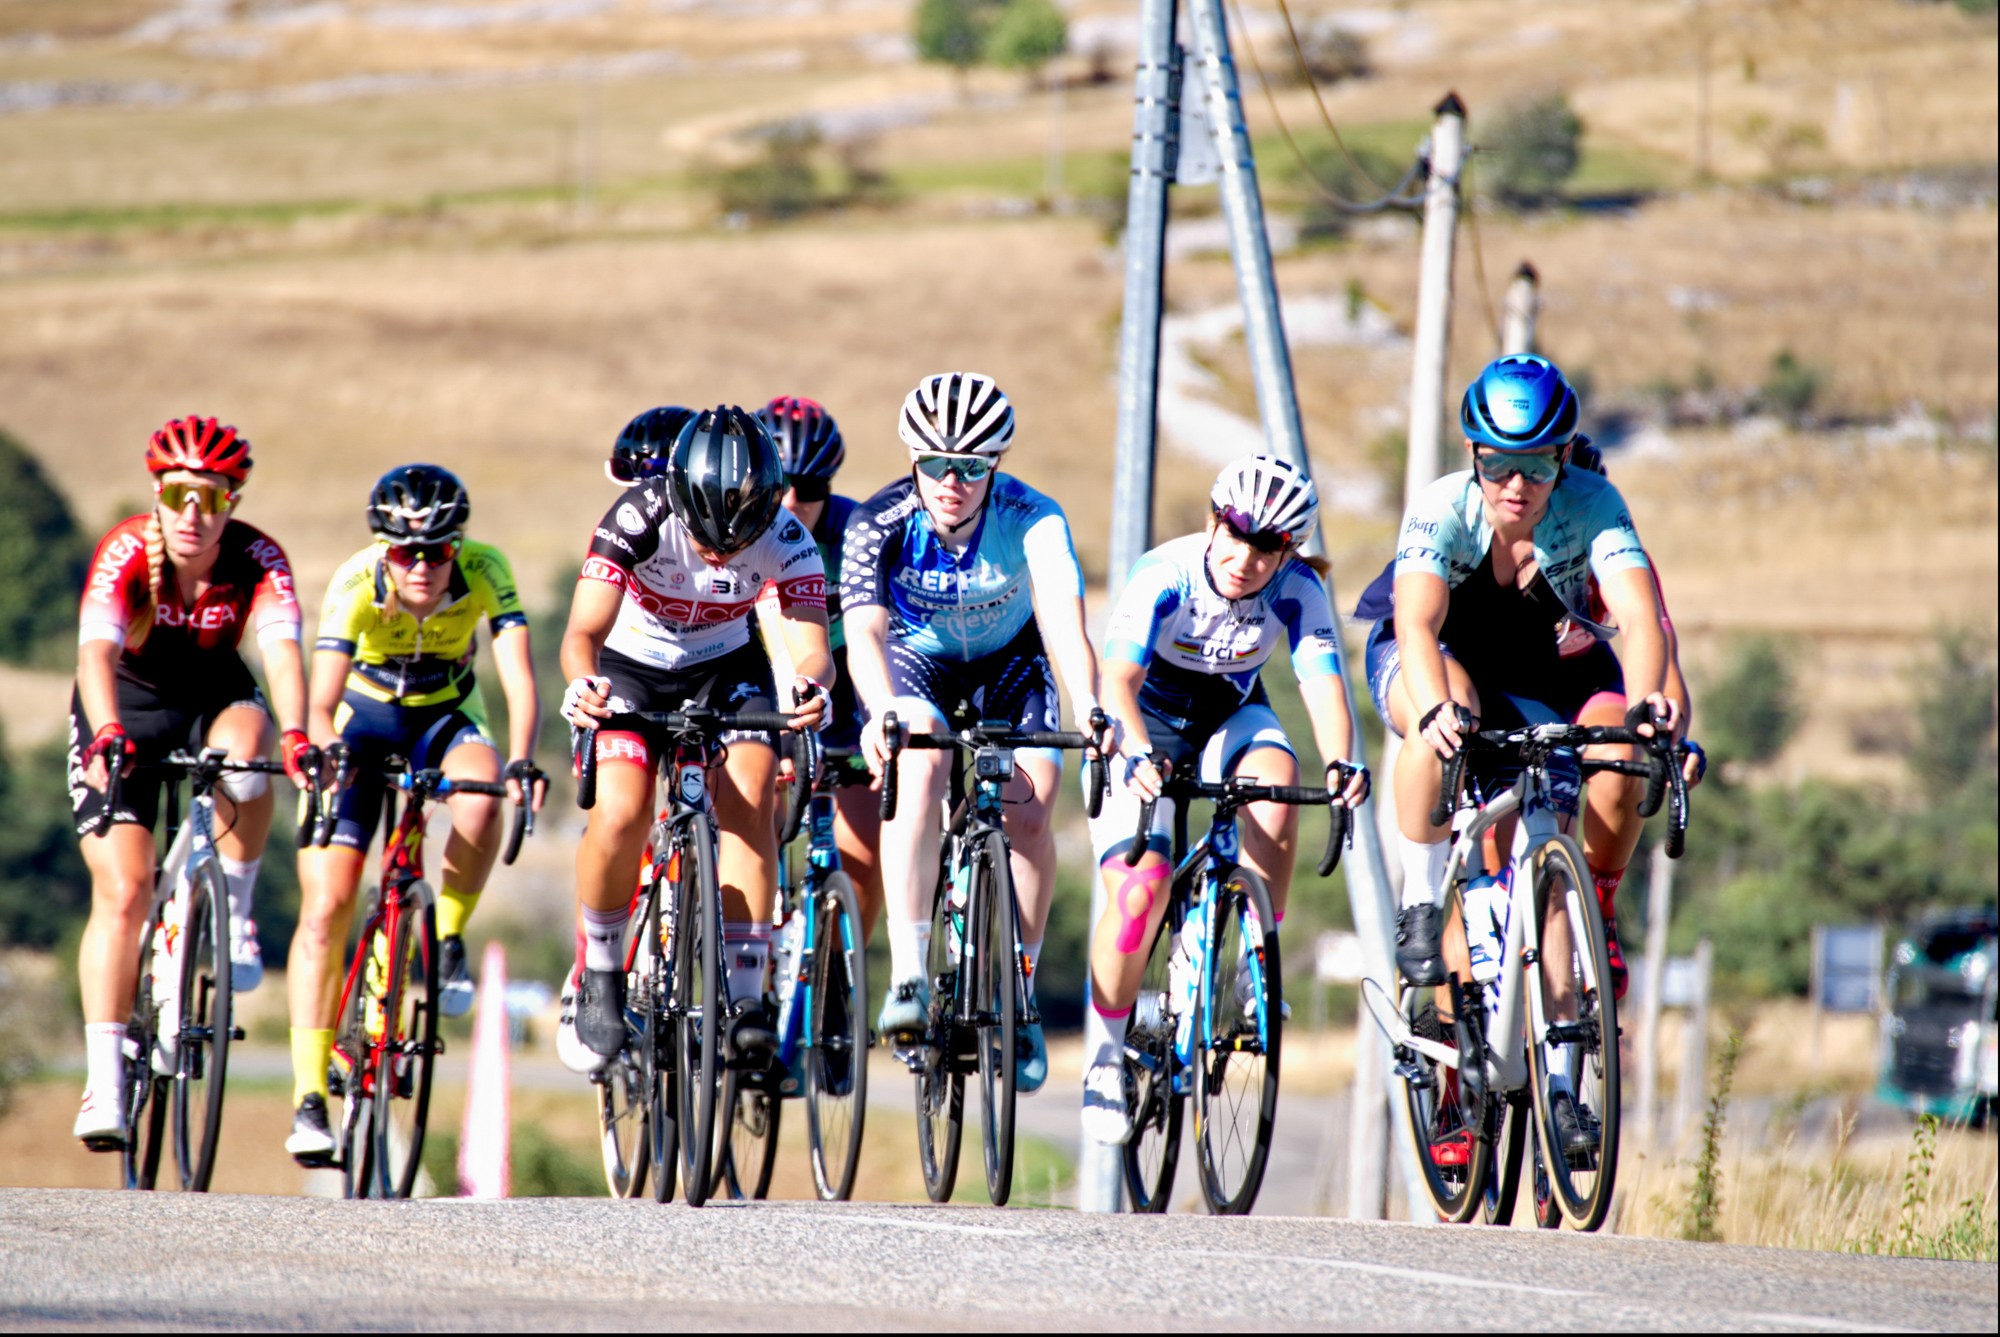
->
xmin=230 ymin=916 xmax=264 ymax=993
xmin=73 ymin=1088 xmax=127 ymax=1151
xmin=1080 ymin=1061 xmax=1131 ymax=1146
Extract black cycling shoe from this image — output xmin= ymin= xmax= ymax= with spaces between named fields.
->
xmin=1549 ymin=1088 xmax=1600 ymax=1167
xmin=286 ymin=1093 xmax=336 ymax=1168
xmin=438 ymin=935 xmax=475 ymax=1019
xmin=1396 ymin=905 xmax=1447 ymax=986
xmin=724 ymin=998 xmax=778 ymax=1069
xmin=577 ymin=967 xmax=627 ymax=1060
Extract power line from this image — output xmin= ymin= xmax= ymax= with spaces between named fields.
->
xmin=1267 ymin=0 xmax=1396 ymax=194
xmin=1459 ymin=151 xmax=1504 ymax=349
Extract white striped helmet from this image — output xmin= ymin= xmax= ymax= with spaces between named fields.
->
xmin=1210 ymin=455 xmax=1319 ymax=547
xmin=898 ymin=371 xmax=1016 ymax=457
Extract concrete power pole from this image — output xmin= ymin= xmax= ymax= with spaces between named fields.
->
xmin=1636 ymin=840 xmax=1674 ymax=1151
xmin=1501 ymin=261 xmax=1539 ymax=356
xmin=1402 ymin=94 xmax=1467 ymax=502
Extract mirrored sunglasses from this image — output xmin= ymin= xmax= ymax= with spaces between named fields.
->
xmin=384 ymin=538 xmax=462 ymax=569
xmin=1473 ymin=447 xmax=1564 ymax=486
xmin=1214 ymin=506 xmax=1290 ymax=554
xmin=156 ymin=481 xmax=239 ymax=517
xmin=914 ymin=454 xmax=993 ymax=485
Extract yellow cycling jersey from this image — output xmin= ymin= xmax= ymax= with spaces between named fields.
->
xmin=315 ymin=540 xmax=528 ymax=707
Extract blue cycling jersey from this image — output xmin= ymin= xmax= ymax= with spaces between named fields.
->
xmin=840 ymin=474 xmax=1084 ymax=662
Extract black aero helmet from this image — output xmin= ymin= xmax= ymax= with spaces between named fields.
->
xmin=368 ymin=464 xmax=469 ymax=542
xmin=756 ymin=396 xmax=845 ymax=481
xmin=665 ymin=405 xmax=784 ymax=555
xmin=609 ymin=405 xmax=697 ymax=485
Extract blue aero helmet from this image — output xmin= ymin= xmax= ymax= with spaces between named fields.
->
xmin=1459 ymin=354 xmax=1580 ymax=452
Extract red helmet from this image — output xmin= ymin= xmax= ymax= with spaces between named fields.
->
xmin=146 ymin=416 xmax=252 ymax=485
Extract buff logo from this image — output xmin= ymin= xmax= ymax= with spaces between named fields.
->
xmin=1404 ymin=519 xmax=1438 ymax=538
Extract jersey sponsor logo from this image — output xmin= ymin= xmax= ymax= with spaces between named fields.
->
xmin=773 ymin=575 xmax=826 ymax=608
xmin=710 ymin=575 xmax=736 ymax=596
xmin=624 ymin=586 xmax=757 ymax=627
xmin=596 ymin=733 xmax=650 ymax=765
xmin=642 ymin=487 xmax=665 ymax=519
xmin=671 ymin=571 xmax=686 ymax=584
xmin=595 ymin=527 xmax=637 ymax=556
xmin=580 ymin=555 xmax=628 ymax=586
xmin=1403 ymin=518 xmax=1439 ymax=538
xmin=779 ymin=546 xmax=816 ymax=571
xmin=85 ymin=533 xmax=144 ymax=606
xmin=154 ymin=601 xmax=241 ymax=632
xmin=779 ymin=520 xmax=803 ymax=544
xmin=617 ymin=503 xmax=646 ymax=536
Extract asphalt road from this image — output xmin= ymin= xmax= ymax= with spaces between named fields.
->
xmin=2 ymin=1187 xmax=1989 ymax=1332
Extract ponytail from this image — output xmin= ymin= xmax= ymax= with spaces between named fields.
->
xmin=125 ymin=513 xmax=167 ymax=651
xmin=1296 ymin=551 xmax=1332 ymax=580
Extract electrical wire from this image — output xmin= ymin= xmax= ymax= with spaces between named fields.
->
xmin=1267 ymin=0 xmax=1397 ymax=194
xmin=1459 ymin=151 xmax=1505 ymax=350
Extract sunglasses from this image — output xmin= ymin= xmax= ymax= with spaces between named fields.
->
xmin=914 ymin=454 xmax=993 ymax=485
xmin=384 ymin=538 xmax=461 ymax=569
xmin=156 ymin=481 xmax=239 ymax=517
xmin=786 ymin=474 xmax=832 ymax=503
xmin=1214 ymin=506 xmax=1290 ymax=554
xmin=1473 ymin=447 xmax=1565 ymax=486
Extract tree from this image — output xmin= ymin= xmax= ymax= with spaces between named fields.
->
xmin=0 ymin=722 xmax=90 ymax=950
xmin=987 ymin=0 xmax=1067 ymax=88
xmin=1908 ymin=627 xmax=1998 ymax=800
xmin=1701 ymin=636 xmax=1801 ymax=768
xmin=1484 ymin=92 xmax=1583 ymax=208
xmin=0 ymin=428 xmax=88 ymax=666
xmin=914 ymin=0 xmax=994 ymax=78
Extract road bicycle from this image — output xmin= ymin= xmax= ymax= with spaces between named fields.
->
xmin=111 ymin=748 xmax=310 ymax=1192
xmin=880 ymin=708 xmax=1109 ymax=1206
xmin=1117 ymin=767 xmax=1353 ymax=1215
xmin=575 ymin=705 xmax=798 ymax=1208
xmin=320 ymin=749 xmax=532 ymax=1200
xmin=1362 ymin=712 xmax=1690 ymax=1230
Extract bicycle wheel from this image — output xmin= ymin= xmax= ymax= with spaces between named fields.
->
xmin=674 ymin=824 xmax=722 ymax=1207
xmin=716 ymin=1070 xmax=782 ymax=1200
xmin=1122 ymin=897 xmax=1185 ymax=1214
xmin=171 ymin=860 xmax=232 ymax=1192
xmin=1398 ymin=876 xmax=1494 ymax=1224
xmin=644 ymin=868 xmax=680 ymax=1206
xmin=372 ymin=881 xmax=439 ymax=1200
xmin=1193 ymin=866 xmax=1282 ymax=1215
xmin=1530 ymin=1137 xmax=1560 ymax=1228
xmin=915 ymin=859 xmax=965 ymax=1204
xmin=1481 ymin=1091 xmax=1529 ymax=1226
xmin=972 ymin=831 xmax=1019 ymax=1206
xmin=600 ymin=889 xmax=652 ymax=1199
xmin=339 ymin=1079 xmax=375 ymax=1201
xmin=1526 ymin=835 xmax=1620 ymax=1231
xmin=122 ymin=908 xmax=168 ymax=1192
xmin=806 ymin=872 xmax=868 ymax=1202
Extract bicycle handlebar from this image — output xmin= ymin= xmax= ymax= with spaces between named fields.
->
xmin=160 ymin=749 xmax=320 ymax=847
xmin=380 ymin=769 xmax=534 ymax=866
xmin=877 ymin=709 xmax=1110 ymax=824
xmin=573 ymin=706 xmax=807 ymax=815
xmin=1123 ymin=770 xmax=1350 ymax=875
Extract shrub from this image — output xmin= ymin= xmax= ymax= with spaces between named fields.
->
xmin=1907 ymin=627 xmax=1998 ymax=799
xmin=0 ymin=428 xmax=88 ymax=666
xmin=1701 ymin=635 xmax=1801 ymax=767
xmin=914 ymin=0 xmax=995 ymax=75
xmin=708 ymin=122 xmax=825 ymax=223
xmin=986 ymin=0 xmax=1067 ymax=85
xmin=1295 ymin=21 xmax=1371 ymax=84
xmin=1483 ymin=92 xmax=1583 ymax=208
xmin=1760 ymin=348 xmax=1824 ymax=425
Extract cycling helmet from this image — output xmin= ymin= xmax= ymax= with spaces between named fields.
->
xmin=145 ymin=416 xmax=252 ymax=485
xmin=609 ymin=406 xmax=698 ymax=485
xmin=367 ymin=464 xmax=470 ymax=542
xmin=1209 ymin=454 xmax=1319 ymax=547
xmin=757 ymin=396 xmax=845 ymax=481
xmin=665 ymin=405 xmax=784 ymax=555
xmin=897 ymin=371 xmax=1015 ymax=456
xmin=1459 ymin=354 xmax=1580 ymax=452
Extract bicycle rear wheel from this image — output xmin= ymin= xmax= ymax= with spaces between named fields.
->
xmin=372 ymin=881 xmax=439 ymax=1200
xmin=1194 ymin=866 xmax=1281 ymax=1215
xmin=674 ymin=825 xmax=722 ymax=1207
xmin=806 ymin=872 xmax=868 ymax=1202
xmin=171 ymin=860 xmax=232 ymax=1192
xmin=1122 ymin=897 xmax=1185 ymax=1214
xmin=972 ymin=831 xmax=1019 ymax=1206
xmin=1526 ymin=835 xmax=1620 ymax=1231
xmin=716 ymin=1070 xmax=781 ymax=1200
xmin=1481 ymin=1091 xmax=1529 ymax=1226
xmin=915 ymin=860 xmax=964 ymax=1204
xmin=1398 ymin=874 xmax=1494 ymax=1224
xmin=122 ymin=909 xmax=168 ymax=1192
xmin=644 ymin=873 xmax=681 ymax=1206
xmin=600 ymin=888 xmax=653 ymax=1199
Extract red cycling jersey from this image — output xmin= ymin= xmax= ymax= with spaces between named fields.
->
xmin=78 ymin=516 xmax=302 ymax=681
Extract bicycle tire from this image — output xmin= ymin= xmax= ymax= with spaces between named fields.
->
xmin=1194 ymin=865 xmax=1282 ymax=1215
xmin=806 ymin=871 xmax=868 ymax=1202
xmin=716 ymin=1070 xmax=782 ymax=1200
xmin=340 ymin=1084 xmax=375 ymax=1201
xmin=674 ymin=823 xmax=722 ymax=1207
xmin=1121 ymin=897 xmax=1185 ymax=1214
xmin=600 ymin=888 xmax=652 ymax=1199
xmin=336 ymin=898 xmax=379 ymax=1200
xmin=170 ymin=860 xmax=232 ymax=1192
xmin=1525 ymin=835 xmax=1620 ymax=1231
xmin=373 ymin=881 xmax=439 ymax=1200
xmin=972 ymin=830 xmax=1019 ymax=1206
xmin=1531 ymin=1137 xmax=1560 ymax=1229
xmin=645 ymin=870 xmax=680 ymax=1206
xmin=1398 ymin=875 xmax=1494 ymax=1224
xmin=122 ymin=907 xmax=168 ymax=1192
xmin=915 ymin=854 xmax=965 ymax=1204
xmin=1481 ymin=1090 xmax=1529 ymax=1226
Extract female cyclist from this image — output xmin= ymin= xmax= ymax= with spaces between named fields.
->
xmin=557 ymin=406 xmax=831 ymax=1076
xmin=1077 ymin=455 xmax=1371 ymax=1142
xmin=758 ymin=395 xmax=885 ymax=942
xmin=842 ymin=371 xmax=1103 ymax=1093
xmin=285 ymin=465 xmax=544 ymax=1165
xmin=69 ymin=416 xmax=310 ymax=1149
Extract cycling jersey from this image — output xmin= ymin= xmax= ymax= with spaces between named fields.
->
xmin=840 ymin=474 xmax=1083 ymax=662
xmin=78 ymin=516 xmax=301 ymax=686
xmin=1104 ymin=533 xmax=1345 ymax=727
xmin=812 ymin=493 xmax=858 ymax=652
xmin=581 ymin=479 xmax=825 ymax=673
xmin=315 ymin=541 xmax=527 ymax=708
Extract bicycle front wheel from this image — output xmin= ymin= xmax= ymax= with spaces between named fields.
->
xmin=1122 ymin=896 xmax=1185 ymax=1214
xmin=643 ymin=873 xmax=680 ymax=1206
xmin=1526 ymin=835 xmax=1620 ymax=1231
xmin=1194 ymin=866 xmax=1282 ymax=1216
xmin=372 ymin=881 xmax=439 ymax=1200
xmin=1399 ymin=875 xmax=1494 ymax=1224
xmin=122 ymin=908 xmax=168 ymax=1192
xmin=972 ymin=831 xmax=1018 ymax=1206
xmin=716 ymin=1070 xmax=781 ymax=1201
xmin=674 ymin=825 xmax=722 ymax=1207
xmin=806 ymin=872 xmax=868 ymax=1202
xmin=1482 ymin=1090 xmax=1529 ymax=1226
xmin=171 ymin=860 xmax=233 ymax=1192
xmin=915 ymin=858 xmax=964 ymax=1204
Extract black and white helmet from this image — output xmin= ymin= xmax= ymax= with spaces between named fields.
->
xmin=897 ymin=371 xmax=1015 ymax=456
xmin=1209 ymin=455 xmax=1319 ymax=547
xmin=664 ymin=405 xmax=785 ymax=556
xmin=367 ymin=464 xmax=469 ymax=542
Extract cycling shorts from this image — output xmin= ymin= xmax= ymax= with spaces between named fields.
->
xmin=875 ymin=622 xmax=1062 ymax=771
xmin=590 ymin=641 xmax=778 ymax=775
xmin=1085 ymin=698 xmax=1295 ymax=866
xmin=328 ymin=687 xmax=495 ymax=850
xmin=1364 ymin=617 xmax=1626 ymax=736
xmin=68 ymin=658 xmax=267 ymax=836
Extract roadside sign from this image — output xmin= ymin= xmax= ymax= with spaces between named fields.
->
xmin=1813 ymin=924 xmax=1885 ymax=1014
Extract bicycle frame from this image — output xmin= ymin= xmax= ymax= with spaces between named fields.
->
xmin=330 ymin=776 xmax=436 ymax=1107
xmin=770 ymin=785 xmax=844 ymax=1088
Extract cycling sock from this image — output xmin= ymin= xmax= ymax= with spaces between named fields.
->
xmin=84 ymin=1022 xmax=126 ymax=1097
xmin=887 ymin=918 xmax=931 ymax=985
xmin=1589 ymin=865 xmax=1625 ymax=921
xmin=1024 ymin=937 xmax=1044 ymax=1001
xmin=291 ymin=1027 xmax=334 ymax=1105
xmin=1399 ymin=837 xmax=1450 ymax=910
xmin=219 ymin=854 xmax=261 ymax=923
xmin=436 ymin=883 xmax=480 ymax=941
xmin=1083 ymin=999 xmax=1128 ymax=1070
xmin=580 ymin=903 xmax=631 ymax=973
xmin=725 ymin=921 xmax=771 ymax=1003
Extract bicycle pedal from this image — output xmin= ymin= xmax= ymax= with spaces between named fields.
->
xmin=230 ymin=1025 xmax=246 ymax=1041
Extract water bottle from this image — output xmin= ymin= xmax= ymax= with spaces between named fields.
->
xmin=1463 ymin=871 xmax=1508 ymax=985
xmin=773 ymin=911 xmax=804 ymax=1016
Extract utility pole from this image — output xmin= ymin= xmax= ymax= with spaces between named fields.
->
xmin=1636 ymin=840 xmax=1674 ymax=1151
xmin=1402 ymin=94 xmax=1467 ymax=503
xmin=1501 ymin=261 xmax=1539 ymax=356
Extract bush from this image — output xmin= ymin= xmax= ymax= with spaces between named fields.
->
xmin=0 ymin=727 xmax=90 ymax=950
xmin=986 ymin=0 xmax=1066 ymax=84
xmin=0 ymin=428 xmax=89 ymax=666
xmin=1482 ymin=92 xmax=1583 ymax=208
xmin=1283 ymin=139 xmax=1410 ymax=240
xmin=708 ymin=123 xmax=826 ymax=223
xmin=1294 ymin=21 xmax=1371 ymax=84
xmin=914 ymin=0 xmax=996 ymax=74
xmin=1700 ymin=635 xmax=1801 ymax=767
xmin=1760 ymin=348 xmax=1825 ymax=425
xmin=1907 ymin=627 xmax=1998 ymax=800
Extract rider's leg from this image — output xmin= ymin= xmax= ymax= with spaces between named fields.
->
xmin=205 ymin=705 xmax=276 ymax=942
xmin=1233 ymin=745 xmax=1301 ymax=921
xmin=832 ymin=782 xmax=885 ymax=944
xmin=1004 ymin=753 xmax=1062 ymax=985
xmin=1576 ymin=690 xmax=1643 ymax=914
xmin=876 ymin=710 xmax=949 ymax=991
xmin=573 ymin=740 xmax=654 ymax=957
xmin=1387 ymin=656 xmax=1482 ymax=906
xmin=435 ymin=738 xmax=503 ymax=942
xmin=715 ymin=737 xmax=780 ymax=1004
xmin=77 ymin=824 xmax=157 ymax=1131
xmin=288 ymin=844 xmax=368 ymax=1105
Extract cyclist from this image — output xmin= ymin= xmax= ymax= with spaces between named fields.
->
xmin=757 ymin=395 xmax=885 ymax=942
xmin=843 ymin=371 xmax=1103 ymax=1094
xmin=285 ymin=464 xmax=545 ymax=1165
xmin=1076 ymin=455 xmax=1372 ymax=1142
xmin=557 ymin=405 xmax=831 ymax=1077
xmin=68 ymin=416 xmax=311 ymax=1149
xmin=1358 ymin=354 xmax=1677 ymax=1153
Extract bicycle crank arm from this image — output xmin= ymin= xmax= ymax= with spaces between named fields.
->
xmin=1360 ymin=977 xmax=1461 ymax=1072
xmin=1542 ymin=1021 xmax=1595 ymax=1046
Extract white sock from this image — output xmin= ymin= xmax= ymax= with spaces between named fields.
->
xmin=1024 ymin=938 xmax=1044 ymax=1002
xmin=580 ymin=903 xmax=631 ymax=973
xmin=725 ymin=921 xmax=771 ymax=1003
xmin=219 ymin=854 xmax=261 ymax=925
xmin=1399 ymin=837 xmax=1450 ymax=911
xmin=1548 ymin=1043 xmax=1576 ymax=1095
xmin=85 ymin=1022 xmax=126 ymax=1096
xmin=1083 ymin=1003 xmax=1127 ymax=1070
xmin=887 ymin=918 xmax=932 ymax=985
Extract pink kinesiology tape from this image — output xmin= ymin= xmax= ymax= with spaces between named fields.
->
xmin=1113 ymin=861 xmax=1169 ymax=954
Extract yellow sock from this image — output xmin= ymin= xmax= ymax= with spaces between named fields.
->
xmin=291 ymin=1027 xmax=334 ymax=1106
xmin=436 ymin=883 xmax=480 ymax=941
